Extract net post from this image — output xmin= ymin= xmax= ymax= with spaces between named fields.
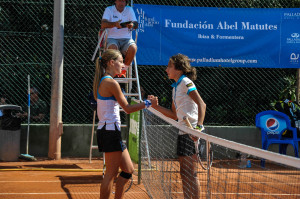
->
xmin=89 ymin=110 xmax=96 ymax=163
xmin=138 ymin=109 xmax=143 ymax=185
xmin=206 ymin=140 xmax=212 ymax=199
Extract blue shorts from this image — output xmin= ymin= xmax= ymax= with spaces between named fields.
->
xmin=177 ymin=134 xmax=196 ymax=157
xmin=96 ymin=124 xmax=127 ymax=152
xmin=107 ymin=38 xmax=136 ymax=55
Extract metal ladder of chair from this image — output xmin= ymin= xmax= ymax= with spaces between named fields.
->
xmin=89 ymin=29 xmax=142 ymax=163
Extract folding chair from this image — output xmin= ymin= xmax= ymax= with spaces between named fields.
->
xmin=255 ymin=110 xmax=300 ymax=167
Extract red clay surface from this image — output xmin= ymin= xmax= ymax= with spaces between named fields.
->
xmin=1 ymin=158 xmax=299 ymax=199
xmin=0 ymin=157 xmax=150 ymax=199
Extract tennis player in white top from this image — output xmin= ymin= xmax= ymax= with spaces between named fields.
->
xmin=93 ymin=49 xmax=156 ymax=199
xmin=149 ymin=53 xmax=206 ymax=199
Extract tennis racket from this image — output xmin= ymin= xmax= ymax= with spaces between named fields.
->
xmin=102 ymin=152 xmax=133 ymax=194
xmin=183 ymin=116 xmax=213 ymax=170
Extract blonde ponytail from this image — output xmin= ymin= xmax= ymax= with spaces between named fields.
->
xmin=93 ymin=57 xmax=104 ymax=100
xmin=92 ymin=49 xmax=122 ymax=100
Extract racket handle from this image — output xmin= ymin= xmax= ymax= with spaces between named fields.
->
xmin=183 ymin=116 xmax=193 ymax=129
xmin=183 ymin=116 xmax=200 ymax=142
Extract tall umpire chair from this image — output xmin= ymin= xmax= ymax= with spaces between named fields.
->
xmin=89 ymin=29 xmax=142 ymax=163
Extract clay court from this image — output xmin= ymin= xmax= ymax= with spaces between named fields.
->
xmin=0 ymin=158 xmax=150 ymax=199
xmin=1 ymin=158 xmax=299 ymax=199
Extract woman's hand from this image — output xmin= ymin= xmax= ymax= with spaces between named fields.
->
xmin=147 ymin=95 xmax=158 ymax=107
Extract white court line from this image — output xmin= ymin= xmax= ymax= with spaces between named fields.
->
xmin=0 ymin=180 xmax=98 ymax=183
xmin=212 ymin=193 xmax=300 ymax=196
xmin=167 ymin=192 xmax=300 ymax=197
xmin=211 ymin=181 xmax=300 ymax=185
xmin=170 ymin=180 xmax=300 ymax=185
xmin=0 ymin=192 xmax=144 ymax=195
xmin=2 ymin=181 xmax=297 ymax=197
xmin=2 ymin=180 xmax=298 ymax=185
xmin=0 ymin=179 xmax=137 ymax=183
xmin=1 ymin=192 xmax=298 ymax=197
xmin=0 ymin=193 xmax=98 ymax=195
xmin=0 ymin=181 xmax=61 ymax=183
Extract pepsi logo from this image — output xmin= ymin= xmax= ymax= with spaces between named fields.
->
xmin=266 ymin=118 xmax=279 ymax=131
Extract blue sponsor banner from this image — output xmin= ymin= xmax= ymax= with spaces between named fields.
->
xmin=134 ymin=4 xmax=300 ymax=68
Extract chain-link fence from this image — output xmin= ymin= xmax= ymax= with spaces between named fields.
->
xmin=1 ymin=0 xmax=299 ymax=125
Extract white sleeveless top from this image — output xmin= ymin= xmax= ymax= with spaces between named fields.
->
xmin=97 ymin=76 xmax=121 ymax=131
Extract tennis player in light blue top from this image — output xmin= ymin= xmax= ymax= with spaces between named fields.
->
xmin=149 ymin=53 xmax=206 ymax=199
xmin=93 ymin=49 xmax=157 ymax=199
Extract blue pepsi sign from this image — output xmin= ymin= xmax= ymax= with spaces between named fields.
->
xmin=258 ymin=114 xmax=287 ymax=137
xmin=266 ymin=117 xmax=280 ymax=134
xmin=134 ymin=4 xmax=300 ymax=68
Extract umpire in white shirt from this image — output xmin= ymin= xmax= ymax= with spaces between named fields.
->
xmin=101 ymin=0 xmax=138 ymax=78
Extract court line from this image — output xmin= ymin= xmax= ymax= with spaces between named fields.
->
xmin=1 ymin=191 xmax=297 ymax=197
xmin=2 ymin=192 xmax=297 ymax=196
xmin=169 ymin=180 xmax=300 ymax=185
xmin=212 ymin=193 xmax=300 ymax=196
xmin=0 ymin=193 xmax=99 ymax=195
xmin=3 ymin=180 xmax=296 ymax=185
xmin=0 ymin=179 xmax=138 ymax=183
xmin=0 ymin=168 xmax=153 ymax=172
xmin=0 ymin=192 xmax=145 ymax=195
xmin=0 ymin=168 xmax=102 ymax=172
xmin=0 ymin=181 xmax=62 ymax=183
xmin=155 ymin=191 xmax=300 ymax=197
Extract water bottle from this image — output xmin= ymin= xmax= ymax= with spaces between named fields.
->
xmin=240 ymin=153 xmax=247 ymax=168
xmin=246 ymin=160 xmax=251 ymax=168
xmin=296 ymin=120 xmax=300 ymax=131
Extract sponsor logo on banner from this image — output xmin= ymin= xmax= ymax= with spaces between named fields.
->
xmin=287 ymin=32 xmax=300 ymax=44
xmin=283 ymin=12 xmax=300 ymax=19
xmin=266 ymin=118 xmax=280 ymax=135
xmin=290 ymin=53 xmax=299 ymax=64
xmin=291 ymin=33 xmax=300 ymax=38
xmin=136 ymin=8 xmax=159 ymax=33
xmin=134 ymin=4 xmax=300 ymax=67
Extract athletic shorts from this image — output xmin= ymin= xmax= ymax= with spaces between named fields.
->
xmin=107 ymin=38 xmax=136 ymax=55
xmin=177 ymin=134 xmax=196 ymax=157
xmin=96 ymin=124 xmax=127 ymax=152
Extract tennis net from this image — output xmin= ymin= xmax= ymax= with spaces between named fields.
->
xmin=140 ymin=108 xmax=300 ymax=199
